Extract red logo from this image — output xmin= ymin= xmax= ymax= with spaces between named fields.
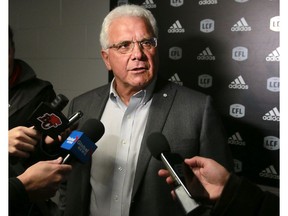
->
xmin=37 ymin=113 xmax=62 ymax=130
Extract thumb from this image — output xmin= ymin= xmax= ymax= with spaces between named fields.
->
xmin=48 ymin=157 xmax=63 ymax=164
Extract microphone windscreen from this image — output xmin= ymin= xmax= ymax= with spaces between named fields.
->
xmin=147 ymin=132 xmax=171 ymax=160
xmin=50 ymin=94 xmax=69 ymax=111
xmin=80 ymin=119 xmax=105 ymax=143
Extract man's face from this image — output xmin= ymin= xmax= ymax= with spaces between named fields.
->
xmin=101 ymin=16 xmax=159 ymax=93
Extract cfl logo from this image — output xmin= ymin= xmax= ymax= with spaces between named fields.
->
xmin=267 ymin=77 xmax=279 ymax=92
xmin=117 ymin=0 xmax=128 ymax=6
xmin=169 ymin=47 xmax=182 ymax=60
xmin=263 ymin=136 xmax=279 ymax=150
xmin=200 ymin=19 xmax=215 ymax=33
xmin=232 ymin=47 xmax=248 ymax=61
xmin=229 ymin=104 xmax=245 ymax=118
xmin=270 ymin=16 xmax=280 ymax=32
xmin=233 ymin=159 xmax=242 ymax=173
xmin=198 ymin=74 xmax=213 ymax=88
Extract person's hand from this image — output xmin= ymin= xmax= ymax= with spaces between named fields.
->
xmin=158 ymin=169 xmax=177 ymax=199
xmin=9 ymin=126 xmax=41 ymax=158
xmin=158 ymin=156 xmax=231 ymax=201
xmin=17 ymin=157 xmax=72 ymax=201
xmin=44 ymin=124 xmax=76 ymax=145
xmin=184 ymin=156 xmax=230 ymax=201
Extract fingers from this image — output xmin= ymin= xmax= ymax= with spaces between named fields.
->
xmin=47 ymin=157 xmax=63 ymax=164
xmin=184 ymin=156 xmax=205 ymax=168
xmin=158 ymin=169 xmax=174 ymax=184
xmin=9 ymin=137 xmax=37 ymax=158
xmin=158 ymin=169 xmax=169 ymax=177
xmin=9 ymin=150 xmax=30 ymax=158
xmin=9 ymin=126 xmax=41 ymax=157
xmin=44 ymin=127 xmax=72 ymax=145
xmin=171 ymin=190 xmax=177 ymax=200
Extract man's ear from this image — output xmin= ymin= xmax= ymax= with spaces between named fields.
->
xmin=101 ymin=50 xmax=112 ymax=71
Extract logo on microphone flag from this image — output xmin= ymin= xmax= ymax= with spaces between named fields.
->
xmin=61 ymin=130 xmax=97 ymax=163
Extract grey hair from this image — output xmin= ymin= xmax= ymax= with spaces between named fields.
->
xmin=99 ymin=4 xmax=158 ymax=49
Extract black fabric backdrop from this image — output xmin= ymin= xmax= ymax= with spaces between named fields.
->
xmin=109 ymin=0 xmax=279 ymax=189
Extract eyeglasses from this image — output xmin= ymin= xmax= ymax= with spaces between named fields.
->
xmin=108 ymin=37 xmax=157 ymax=54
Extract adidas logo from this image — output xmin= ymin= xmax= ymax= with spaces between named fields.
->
xmin=197 ymin=47 xmax=216 ymax=60
xmin=266 ymin=47 xmax=280 ymax=62
xmin=199 ymin=0 xmax=218 ymax=5
xmin=169 ymin=73 xmax=183 ymax=86
xmin=142 ymin=0 xmax=157 ymax=8
xmin=234 ymin=0 xmax=249 ymax=2
xmin=259 ymin=165 xmax=279 ymax=179
xmin=262 ymin=107 xmax=280 ymax=121
xmin=231 ymin=17 xmax=252 ymax=31
xmin=168 ymin=20 xmax=185 ymax=33
xmin=263 ymin=136 xmax=279 ymax=150
xmin=228 ymin=75 xmax=248 ymax=89
xmin=228 ymin=132 xmax=246 ymax=146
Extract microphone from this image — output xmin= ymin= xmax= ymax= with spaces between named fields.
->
xmin=67 ymin=111 xmax=83 ymax=127
xmin=147 ymin=132 xmax=200 ymax=215
xmin=28 ymin=94 xmax=73 ymax=139
xmin=50 ymin=94 xmax=69 ymax=111
xmin=61 ymin=119 xmax=105 ymax=164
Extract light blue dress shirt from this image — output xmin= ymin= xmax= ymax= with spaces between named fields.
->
xmin=89 ymin=78 xmax=155 ymax=216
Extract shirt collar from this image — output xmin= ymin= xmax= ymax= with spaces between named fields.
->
xmin=109 ymin=76 xmax=156 ymax=105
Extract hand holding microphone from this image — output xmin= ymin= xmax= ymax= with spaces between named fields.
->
xmin=9 ymin=95 xmax=70 ymax=158
xmin=184 ymin=156 xmax=230 ymax=201
xmin=15 ymin=157 xmax=72 ymax=202
xmin=147 ymin=132 xmax=207 ymax=215
xmin=9 ymin=126 xmax=41 ymax=158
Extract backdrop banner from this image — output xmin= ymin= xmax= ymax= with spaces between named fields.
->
xmin=110 ymin=0 xmax=280 ymax=189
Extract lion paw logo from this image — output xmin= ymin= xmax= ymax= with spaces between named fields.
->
xmin=37 ymin=113 xmax=62 ymax=130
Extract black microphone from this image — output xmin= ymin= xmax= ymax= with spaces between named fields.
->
xmin=28 ymin=94 xmax=72 ymax=139
xmin=147 ymin=132 xmax=200 ymax=215
xmin=50 ymin=94 xmax=69 ymax=111
xmin=61 ymin=119 xmax=105 ymax=164
xmin=67 ymin=111 xmax=83 ymax=127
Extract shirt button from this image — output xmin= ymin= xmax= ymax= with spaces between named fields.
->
xmin=118 ymin=167 xmax=123 ymax=171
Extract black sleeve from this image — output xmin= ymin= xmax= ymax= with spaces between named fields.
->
xmin=9 ymin=83 xmax=56 ymax=129
xmin=212 ymin=174 xmax=279 ymax=216
xmin=9 ymin=177 xmax=30 ymax=207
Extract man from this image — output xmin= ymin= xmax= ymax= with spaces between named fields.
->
xmin=159 ymin=156 xmax=279 ymax=216
xmin=58 ymin=4 xmax=233 ymax=216
xmin=8 ymin=26 xmax=63 ymax=216
xmin=9 ymin=26 xmax=56 ymax=130
xmin=9 ymin=26 xmax=58 ymax=166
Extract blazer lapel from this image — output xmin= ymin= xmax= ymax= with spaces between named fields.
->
xmin=132 ymin=80 xmax=177 ymax=198
xmin=85 ymin=85 xmax=110 ymax=120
